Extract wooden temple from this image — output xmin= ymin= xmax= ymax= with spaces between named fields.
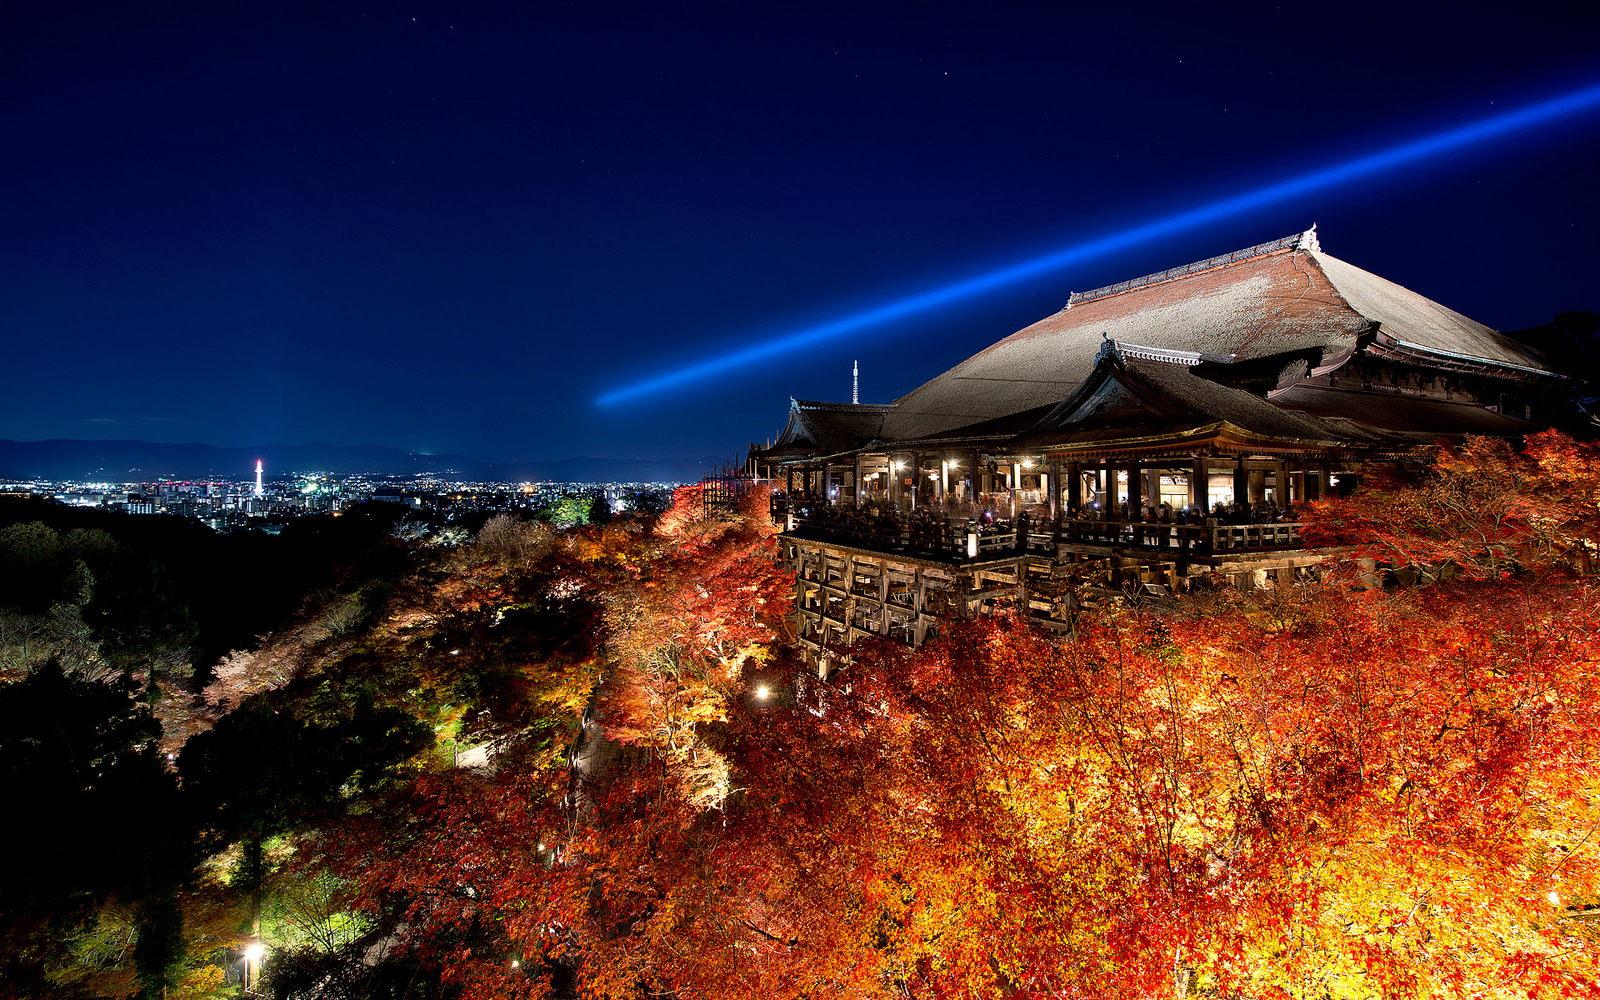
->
xmin=746 ymin=229 xmax=1576 ymax=673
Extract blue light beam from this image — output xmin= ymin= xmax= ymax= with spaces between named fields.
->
xmin=596 ymin=80 xmax=1600 ymax=407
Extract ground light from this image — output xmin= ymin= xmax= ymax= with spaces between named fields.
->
xmin=595 ymin=79 xmax=1600 ymax=407
xmin=242 ymin=941 xmax=265 ymax=993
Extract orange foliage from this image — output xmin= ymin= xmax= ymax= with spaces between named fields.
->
xmin=313 ymin=459 xmax=1600 ymax=999
xmin=1301 ymin=430 xmax=1600 ymax=580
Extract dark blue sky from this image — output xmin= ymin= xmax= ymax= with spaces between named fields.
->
xmin=4 ymin=2 xmax=1598 ymax=463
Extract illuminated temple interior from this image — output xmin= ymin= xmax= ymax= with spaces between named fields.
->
xmin=745 ymin=229 xmax=1577 ymax=670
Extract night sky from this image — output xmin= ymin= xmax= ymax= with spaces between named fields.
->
xmin=4 ymin=3 xmax=1598 ymax=465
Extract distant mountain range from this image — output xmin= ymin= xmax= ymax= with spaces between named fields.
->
xmin=0 ymin=439 xmax=723 ymax=484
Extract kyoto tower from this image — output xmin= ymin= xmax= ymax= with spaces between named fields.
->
xmin=253 ymin=460 xmax=264 ymax=497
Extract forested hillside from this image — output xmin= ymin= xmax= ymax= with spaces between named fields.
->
xmin=3 ymin=433 xmax=1599 ymax=999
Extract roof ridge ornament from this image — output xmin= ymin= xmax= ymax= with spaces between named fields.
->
xmin=1105 ymin=339 xmax=1236 ymax=366
xmin=1295 ymin=223 xmax=1321 ymax=253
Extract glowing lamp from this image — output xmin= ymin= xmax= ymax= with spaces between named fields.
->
xmin=755 ymin=684 xmax=771 ymax=700
xmin=243 ymin=942 xmax=265 ymax=963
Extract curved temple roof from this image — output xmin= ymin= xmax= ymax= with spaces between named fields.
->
xmin=754 ymin=230 xmax=1563 ymax=462
xmin=877 ymin=228 xmax=1557 ymax=442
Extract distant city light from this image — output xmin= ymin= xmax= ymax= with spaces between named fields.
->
xmin=595 ymin=79 xmax=1600 ymax=406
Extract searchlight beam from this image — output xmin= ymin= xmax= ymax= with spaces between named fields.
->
xmin=596 ymin=80 xmax=1600 ymax=407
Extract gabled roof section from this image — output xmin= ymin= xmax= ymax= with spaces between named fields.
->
xmin=1272 ymin=383 xmax=1541 ymax=444
xmin=1018 ymin=341 xmax=1345 ymax=448
xmin=876 ymin=228 xmax=1560 ymax=442
xmin=763 ymin=398 xmax=892 ymax=460
xmin=881 ymin=229 xmax=1362 ymax=441
xmin=1310 ymin=250 xmax=1562 ymax=377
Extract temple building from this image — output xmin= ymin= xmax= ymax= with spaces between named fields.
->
xmin=746 ymin=229 xmax=1577 ymax=672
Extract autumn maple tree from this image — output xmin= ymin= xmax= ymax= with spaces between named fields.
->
xmin=24 ymin=435 xmax=1595 ymax=999
xmin=275 ymin=441 xmax=1600 ymax=1000
xmin=1299 ymin=429 xmax=1600 ymax=580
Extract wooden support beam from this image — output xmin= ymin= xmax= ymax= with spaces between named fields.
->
xmin=878 ymin=559 xmax=891 ymax=636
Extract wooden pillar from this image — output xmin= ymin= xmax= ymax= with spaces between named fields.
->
xmin=1274 ymin=461 xmax=1288 ymax=509
xmin=913 ymin=567 xmax=928 ymax=647
xmin=878 ymin=560 xmax=891 ymax=637
xmin=785 ymin=466 xmax=794 ymax=495
xmin=1232 ymin=457 xmax=1248 ymax=507
xmin=1011 ymin=462 xmax=1021 ymax=519
xmin=1066 ymin=460 xmax=1081 ymax=513
xmin=938 ymin=458 xmax=948 ymax=503
xmin=1248 ymin=469 xmax=1265 ymax=505
xmin=823 ymin=464 xmax=836 ymax=505
xmin=1190 ymin=455 xmax=1208 ymax=511
xmin=853 ymin=454 xmax=864 ymax=508
xmin=1127 ymin=459 xmax=1143 ymax=518
xmin=1047 ymin=458 xmax=1061 ymax=519
xmin=971 ymin=451 xmax=982 ymax=503
xmin=1147 ymin=467 xmax=1161 ymax=511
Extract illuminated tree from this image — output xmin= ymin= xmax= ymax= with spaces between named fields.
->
xmin=1300 ymin=430 xmax=1600 ymax=580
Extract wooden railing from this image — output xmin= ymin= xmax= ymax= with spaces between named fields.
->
xmin=1056 ymin=519 xmax=1302 ymax=554
xmin=780 ymin=503 xmax=1302 ymax=561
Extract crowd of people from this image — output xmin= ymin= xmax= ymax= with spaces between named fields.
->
xmin=773 ymin=492 xmax=1301 ymax=557
xmin=1071 ymin=498 xmax=1300 ymax=525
